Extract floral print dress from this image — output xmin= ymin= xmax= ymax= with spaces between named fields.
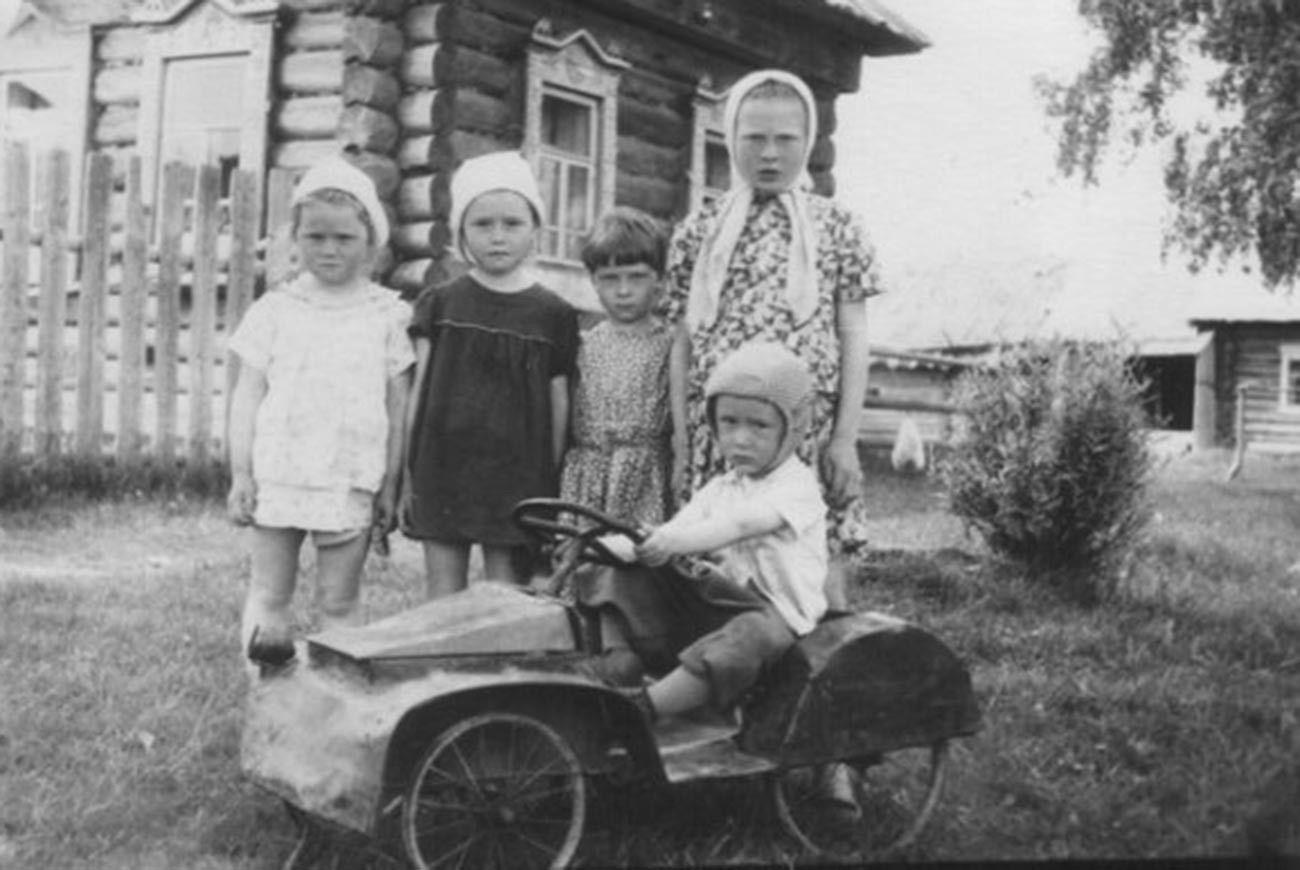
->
xmin=560 ymin=320 xmax=674 ymax=526
xmin=663 ymin=192 xmax=883 ymax=553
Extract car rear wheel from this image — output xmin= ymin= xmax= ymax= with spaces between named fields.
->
xmin=402 ymin=712 xmax=587 ymax=870
xmin=770 ymin=741 xmax=948 ymax=861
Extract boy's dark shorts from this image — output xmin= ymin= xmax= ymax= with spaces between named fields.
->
xmin=574 ymin=562 xmax=796 ymax=708
xmin=678 ymin=604 xmax=796 ymax=709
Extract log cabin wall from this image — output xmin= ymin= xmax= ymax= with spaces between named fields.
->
xmin=387 ymin=0 xmax=872 ymax=297
xmin=1209 ymin=323 xmax=1300 ymax=452
xmin=61 ymin=0 xmax=907 ymax=297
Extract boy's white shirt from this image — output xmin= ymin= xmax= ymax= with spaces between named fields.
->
xmin=673 ymin=454 xmax=829 ymax=635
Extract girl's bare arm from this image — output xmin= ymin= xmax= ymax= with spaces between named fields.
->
xmin=825 ymin=298 xmax=869 ymax=505
xmin=226 ymin=361 xmax=267 ymax=524
xmin=550 ymin=374 xmax=570 ymax=468
xmin=668 ymin=323 xmax=690 ymax=490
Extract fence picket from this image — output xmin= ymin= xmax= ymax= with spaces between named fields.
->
xmin=75 ymin=153 xmax=113 ymax=457
xmin=7 ymin=150 xmax=306 ymax=471
xmin=36 ymin=150 xmax=70 ymax=456
xmin=225 ymin=170 xmax=259 ymax=436
xmin=188 ymin=165 xmax=221 ymax=466
xmin=118 ymin=156 xmax=148 ymax=459
xmin=1 ymin=142 xmax=31 ymax=456
xmin=155 ymin=162 xmax=193 ymax=463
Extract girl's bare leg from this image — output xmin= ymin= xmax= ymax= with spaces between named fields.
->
xmin=315 ymin=532 xmax=370 ymax=630
xmin=422 ymin=540 xmax=470 ymax=598
xmin=241 ymin=526 xmax=305 ymax=655
xmin=482 ymin=544 xmax=523 ymax=585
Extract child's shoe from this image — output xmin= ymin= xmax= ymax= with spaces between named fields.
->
xmin=247 ymin=625 xmax=295 ymax=667
xmin=814 ymin=762 xmax=862 ymax=823
xmin=575 ymin=647 xmax=645 ymax=687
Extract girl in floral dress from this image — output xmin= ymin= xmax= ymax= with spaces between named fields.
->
xmin=561 ymin=207 xmax=685 ymax=526
xmin=663 ymin=68 xmax=883 ymax=599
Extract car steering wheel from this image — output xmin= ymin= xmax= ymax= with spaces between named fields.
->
xmin=512 ymin=498 xmax=740 ymax=591
xmin=511 ymin=498 xmax=645 ymax=567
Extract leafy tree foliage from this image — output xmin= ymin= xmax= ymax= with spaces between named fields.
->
xmin=1042 ymin=0 xmax=1300 ymax=286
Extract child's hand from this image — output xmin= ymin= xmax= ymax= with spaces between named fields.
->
xmin=820 ymin=435 xmax=864 ymax=508
xmin=636 ymin=526 xmax=681 ymax=567
xmin=227 ymin=474 xmax=256 ymax=526
xmin=373 ymin=487 xmax=398 ymax=535
xmin=596 ymin=533 xmax=638 ymax=563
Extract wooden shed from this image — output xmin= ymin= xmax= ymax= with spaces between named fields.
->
xmin=1 ymin=0 xmax=928 ymax=300
xmin=1190 ymin=292 xmax=1300 ymax=454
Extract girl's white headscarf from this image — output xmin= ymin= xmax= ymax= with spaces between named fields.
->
xmin=686 ymin=69 xmax=820 ymax=333
xmin=291 ymin=156 xmax=389 ymax=248
xmin=449 ymin=151 xmax=547 ymax=263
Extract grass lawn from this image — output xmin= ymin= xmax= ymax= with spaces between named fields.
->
xmin=2 ymin=449 xmax=1299 ymax=867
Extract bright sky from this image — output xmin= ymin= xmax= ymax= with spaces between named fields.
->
xmin=836 ymin=0 xmax=1172 ymax=278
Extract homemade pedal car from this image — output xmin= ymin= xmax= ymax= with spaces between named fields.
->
xmin=242 ymin=499 xmax=981 ymax=869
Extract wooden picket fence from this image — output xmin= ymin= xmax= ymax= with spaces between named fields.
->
xmin=0 ymin=143 xmax=295 ymax=467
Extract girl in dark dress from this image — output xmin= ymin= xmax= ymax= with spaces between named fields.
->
xmin=403 ymin=152 xmax=578 ymax=596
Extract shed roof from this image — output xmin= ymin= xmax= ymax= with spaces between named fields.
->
xmin=871 ymin=254 xmax=1215 ymax=354
xmin=1188 ymin=284 xmax=1300 ymax=326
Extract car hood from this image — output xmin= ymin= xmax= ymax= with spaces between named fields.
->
xmin=308 ymin=582 xmax=578 ymax=663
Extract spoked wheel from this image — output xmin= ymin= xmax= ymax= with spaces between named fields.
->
xmin=402 ymin=713 xmax=587 ymax=870
xmin=771 ymin=741 xmax=948 ymax=862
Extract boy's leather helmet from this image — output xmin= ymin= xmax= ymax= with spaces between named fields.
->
xmin=705 ymin=341 xmax=814 ymax=471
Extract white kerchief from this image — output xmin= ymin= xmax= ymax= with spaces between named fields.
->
xmin=448 ymin=151 xmax=547 ymax=262
xmin=291 ymin=156 xmax=389 ymax=248
xmin=686 ymin=69 xmax=820 ymax=332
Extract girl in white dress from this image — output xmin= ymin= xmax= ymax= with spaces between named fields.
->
xmin=226 ymin=157 xmax=414 ymax=665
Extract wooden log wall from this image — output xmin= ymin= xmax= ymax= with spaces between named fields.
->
xmin=1215 ymin=326 xmax=1300 ymax=451
xmin=393 ymin=3 xmax=527 ymax=293
xmin=92 ymin=29 xmax=144 ymax=153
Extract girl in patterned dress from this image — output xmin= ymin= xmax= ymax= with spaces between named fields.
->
xmin=663 ymin=68 xmax=884 ymax=603
xmin=561 ymin=207 xmax=686 ymax=526
xmin=227 ymin=157 xmax=414 ymax=666
xmin=404 ymin=152 xmax=578 ymax=597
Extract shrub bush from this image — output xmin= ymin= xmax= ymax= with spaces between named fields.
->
xmin=941 ymin=339 xmax=1154 ymax=598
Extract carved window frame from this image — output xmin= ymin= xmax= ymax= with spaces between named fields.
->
xmin=136 ymin=0 xmax=275 ymax=208
xmin=0 ymin=8 xmax=92 ymax=225
xmin=524 ymin=25 xmax=627 ymax=265
xmin=689 ymin=82 xmax=730 ymax=211
xmin=1278 ymin=343 xmax=1300 ymax=412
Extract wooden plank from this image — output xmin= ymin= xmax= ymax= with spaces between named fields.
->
xmin=75 ymin=153 xmax=112 ymax=457
xmin=275 ymin=94 xmax=345 ymax=138
xmin=225 ymin=169 xmax=260 ymax=442
xmin=117 ymin=157 xmax=149 ymax=459
xmin=189 ymin=165 xmax=221 ymax=466
xmin=0 ymin=143 xmax=31 ymax=456
xmin=343 ymin=16 xmax=404 ymax=66
xmin=278 ymin=49 xmax=345 ymax=94
xmin=265 ymin=167 xmax=299 ymax=289
xmin=36 ymin=149 xmax=71 ymax=457
xmin=155 ymin=162 xmax=194 ymax=463
xmin=404 ymin=3 xmax=446 ymax=45
xmin=283 ymin=10 xmax=345 ymax=49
